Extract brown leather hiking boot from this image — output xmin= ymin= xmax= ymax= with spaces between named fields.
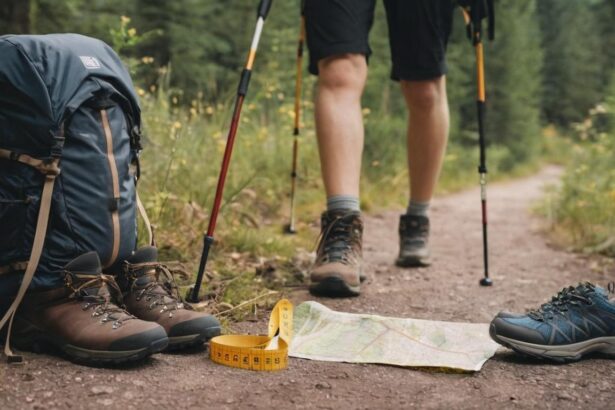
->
xmin=11 ymin=252 xmax=168 ymax=366
xmin=118 ymin=247 xmax=221 ymax=350
xmin=309 ymin=210 xmax=364 ymax=297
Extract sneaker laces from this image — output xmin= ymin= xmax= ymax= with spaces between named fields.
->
xmin=528 ymin=282 xmax=595 ymax=321
xmin=400 ymin=216 xmax=429 ymax=246
xmin=315 ymin=214 xmax=360 ymax=265
xmin=65 ymin=273 xmax=134 ymax=329
xmin=125 ymin=262 xmax=185 ymax=316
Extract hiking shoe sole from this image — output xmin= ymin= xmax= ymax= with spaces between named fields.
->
xmin=12 ymin=321 xmax=168 ymax=366
xmin=490 ymin=323 xmax=615 ymax=363
xmin=395 ymin=255 xmax=431 ymax=268
xmin=166 ymin=325 xmax=222 ymax=351
xmin=16 ymin=334 xmax=168 ymax=366
xmin=309 ymin=277 xmax=360 ymax=298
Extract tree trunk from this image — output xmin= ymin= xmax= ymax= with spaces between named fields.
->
xmin=0 ymin=0 xmax=31 ymax=35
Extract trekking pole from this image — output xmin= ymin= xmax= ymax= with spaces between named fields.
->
xmin=461 ymin=0 xmax=495 ymax=287
xmin=284 ymin=2 xmax=305 ymax=235
xmin=188 ymin=0 xmax=273 ymax=303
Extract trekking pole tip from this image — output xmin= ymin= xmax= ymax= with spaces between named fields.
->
xmin=283 ymin=224 xmax=297 ymax=235
xmin=480 ymin=277 xmax=493 ymax=287
xmin=185 ymin=285 xmax=200 ymax=303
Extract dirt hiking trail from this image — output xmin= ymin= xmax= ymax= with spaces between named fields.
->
xmin=1 ymin=166 xmax=614 ymax=409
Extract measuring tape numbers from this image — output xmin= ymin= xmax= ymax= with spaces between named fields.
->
xmin=209 ymin=299 xmax=293 ymax=371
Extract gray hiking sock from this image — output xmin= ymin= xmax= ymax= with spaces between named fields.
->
xmin=406 ymin=200 xmax=430 ymax=217
xmin=327 ymin=195 xmax=361 ymax=212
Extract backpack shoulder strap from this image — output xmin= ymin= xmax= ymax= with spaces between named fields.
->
xmin=0 ymin=163 xmax=59 ymax=363
xmin=0 ymin=132 xmax=64 ymax=363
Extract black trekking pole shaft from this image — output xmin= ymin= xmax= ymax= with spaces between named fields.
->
xmin=475 ymin=31 xmax=492 ymax=287
xmin=286 ymin=6 xmax=305 ymax=235
xmin=189 ymin=0 xmax=273 ymax=303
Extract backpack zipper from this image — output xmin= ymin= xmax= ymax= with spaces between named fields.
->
xmin=100 ymin=109 xmax=121 ymax=267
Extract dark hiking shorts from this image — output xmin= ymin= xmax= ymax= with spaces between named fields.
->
xmin=304 ymin=0 xmax=455 ymax=81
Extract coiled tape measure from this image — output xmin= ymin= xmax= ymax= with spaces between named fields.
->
xmin=209 ymin=299 xmax=293 ymax=371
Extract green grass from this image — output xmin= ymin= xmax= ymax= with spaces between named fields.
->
xmin=136 ymin=86 xmax=548 ymax=309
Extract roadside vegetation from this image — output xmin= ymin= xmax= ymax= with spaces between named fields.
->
xmin=545 ymin=79 xmax=615 ymax=257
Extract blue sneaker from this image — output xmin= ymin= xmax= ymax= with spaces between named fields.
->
xmin=490 ymin=282 xmax=615 ymax=362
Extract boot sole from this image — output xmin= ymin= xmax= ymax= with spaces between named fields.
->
xmin=309 ymin=277 xmax=360 ymax=298
xmin=490 ymin=323 xmax=615 ymax=363
xmin=12 ymin=320 xmax=168 ymax=366
xmin=395 ymin=255 xmax=431 ymax=268
xmin=166 ymin=325 xmax=222 ymax=351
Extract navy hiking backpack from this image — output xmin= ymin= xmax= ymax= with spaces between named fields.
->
xmin=0 ymin=34 xmax=153 ymax=352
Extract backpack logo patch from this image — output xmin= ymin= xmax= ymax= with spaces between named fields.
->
xmin=79 ymin=56 xmax=101 ymax=69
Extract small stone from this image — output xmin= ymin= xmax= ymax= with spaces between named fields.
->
xmin=557 ymin=393 xmax=574 ymax=401
xmin=225 ymin=398 xmax=235 ymax=404
xmin=90 ymin=386 xmax=114 ymax=395
xmin=315 ymin=382 xmax=332 ymax=390
xmin=21 ymin=373 xmax=35 ymax=382
xmin=26 ymin=397 xmax=34 ymax=403
xmin=97 ymin=398 xmax=114 ymax=406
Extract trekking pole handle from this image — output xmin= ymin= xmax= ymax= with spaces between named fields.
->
xmin=258 ymin=0 xmax=273 ymax=19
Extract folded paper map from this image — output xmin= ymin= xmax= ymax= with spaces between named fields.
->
xmin=289 ymin=301 xmax=500 ymax=372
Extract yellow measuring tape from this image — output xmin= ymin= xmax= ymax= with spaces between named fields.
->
xmin=209 ymin=299 xmax=293 ymax=371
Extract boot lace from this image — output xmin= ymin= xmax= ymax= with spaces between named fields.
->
xmin=65 ymin=273 xmax=134 ymax=329
xmin=315 ymin=214 xmax=361 ymax=265
xmin=125 ymin=262 xmax=185 ymax=317
xmin=400 ymin=216 xmax=429 ymax=246
xmin=528 ymin=282 xmax=595 ymax=321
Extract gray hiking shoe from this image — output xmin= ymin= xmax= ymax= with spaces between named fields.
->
xmin=396 ymin=214 xmax=431 ymax=267
xmin=309 ymin=210 xmax=364 ymax=297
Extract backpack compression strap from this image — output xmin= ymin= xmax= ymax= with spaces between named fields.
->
xmin=136 ymin=191 xmax=155 ymax=247
xmin=0 ymin=149 xmax=62 ymax=175
xmin=0 ymin=159 xmax=60 ymax=363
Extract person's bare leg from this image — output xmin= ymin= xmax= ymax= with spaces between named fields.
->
xmin=309 ymin=53 xmax=367 ymax=297
xmin=402 ymin=77 xmax=449 ymax=203
xmin=396 ymin=77 xmax=449 ymax=268
xmin=315 ymin=54 xmax=367 ymax=199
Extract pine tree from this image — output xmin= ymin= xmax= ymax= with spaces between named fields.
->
xmin=538 ymin=0 xmax=604 ymax=126
xmin=484 ymin=0 xmax=543 ymax=169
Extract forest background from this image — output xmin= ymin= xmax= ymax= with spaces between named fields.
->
xmin=1 ymin=0 xmax=614 ymax=307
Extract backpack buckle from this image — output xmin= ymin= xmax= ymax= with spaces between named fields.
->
xmin=50 ymin=127 xmax=66 ymax=158
xmin=130 ymin=126 xmax=143 ymax=151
